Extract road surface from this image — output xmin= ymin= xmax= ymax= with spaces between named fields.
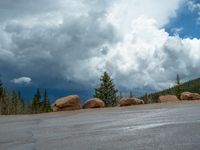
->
xmin=0 ymin=102 xmax=200 ymax=150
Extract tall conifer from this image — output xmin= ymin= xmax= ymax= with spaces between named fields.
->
xmin=94 ymin=72 xmax=118 ymax=106
xmin=43 ymin=89 xmax=51 ymax=112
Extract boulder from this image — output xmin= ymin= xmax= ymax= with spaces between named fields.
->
xmin=180 ymin=92 xmax=200 ymax=100
xmin=51 ymin=95 xmax=81 ymax=111
xmin=158 ymin=95 xmax=179 ymax=103
xmin=83 ymin=98 xmax=105 ymax=109
xmin=119 ymin=98 xmax=144 ymax=107
xmin=136 ymin=99 xmax=145 ymax=105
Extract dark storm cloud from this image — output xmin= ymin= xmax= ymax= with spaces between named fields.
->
xmin=0 ymin=0 xmax=118 ymax=89
xmin=0 ymin=0 xmax=60 ymax=21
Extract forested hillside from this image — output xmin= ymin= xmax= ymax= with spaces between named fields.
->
xmin=147 ymin=77 xmax=200 ymax=103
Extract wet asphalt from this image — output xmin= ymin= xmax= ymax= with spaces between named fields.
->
xmin=0 ymin=102 xmax=200 ymax=150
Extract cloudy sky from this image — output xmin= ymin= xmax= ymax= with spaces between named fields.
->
xmin=0 ymin=0 xmax=200 ymax=101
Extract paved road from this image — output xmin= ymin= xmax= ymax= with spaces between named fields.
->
xmin=1 ymin=103 xmax=200 ymax=150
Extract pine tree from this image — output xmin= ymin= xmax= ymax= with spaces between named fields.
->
xmin=32 ymin=95 xmax=38 ymax=113
xmin=11 ymin=91 xmax=18 ymax=114
xmin=0 ymin=81 xmax=7 ymax=115
xmin=0 ymin=80 xmax=3 ymax=98
xmin=32 ymin=88 xmax=41 ymax=113
xmin=94 ymin=72 xmax=118 ymax=107
xmin=18 ymin=91 xmax=25 ymax=113
xmin=175 ymin=74 xmax=181 ymax=99
xmin=16 ymin=91 xmax=24 ymax=114
xmin=143 ymin=93 xmax=149 ymax=104
xmin=42 ymin=89 xmax=51 ymax=112
xmin=129 ymin=91 xmax=133 ymax=98
xmin=176 ymin=74 xmax=180 ymax=85
xmin=36 ymin=88 xmax=41 ymax=102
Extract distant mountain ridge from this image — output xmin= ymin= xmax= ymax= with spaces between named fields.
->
xmin=147 ymin=77 xmax=200 ymax=102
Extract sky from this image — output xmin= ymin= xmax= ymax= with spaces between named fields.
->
xmin=0 ymin=0 xmax=200 ymax=102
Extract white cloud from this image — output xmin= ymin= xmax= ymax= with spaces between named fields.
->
xmin=11 ymin=77 xmax=32 ymax=85
xmin=171 ymin=27 xmax=183 ymax=35
xmin=107 ymin=0 xmax=183 ymax=34
xmin=187 ymin=0 xmax=200 ymax=25
xmin=89 ymin=16 xmax=200 ymax=92
xmin=188 ymin=0 xmax=200 ymax=11
xmin=197 ymin=12 xmax=200 ymax=25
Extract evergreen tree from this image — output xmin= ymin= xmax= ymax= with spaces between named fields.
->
xmin=143 ymin=93 xmax=149 ymax=104
xmin=176 ymin=74 xmax=180 ymax=85
xmin=36 ymin=88 xmax=41 ymax=102
xmin=32 ymin=88 xmax=41 ymax=113
xmin=32 ymin=95 xmax=38 ymax=113
xmin=0 ymin=80 xmax=3 ymax=98
xmin=94 ymin=72 xmax=118 ymax=106
xmin=18 ymin=92 xmax=25 ymax=113
xmin=42 ymin=89 xmax=51 ymax=112
xmin=175 ymin=74 xmax=181 ymax=99
xmin=16 ymin=91 xmax=24 ymax=114
xmin=0 ymin=81 xmax=7 ymax=115
xmin=11 ymin=91 xmax=18 ymax=114
xmin=129 ymin=91 xmax=133 ymax=98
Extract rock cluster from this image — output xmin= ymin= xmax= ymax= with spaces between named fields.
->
xmin=180 ymin=92 xmax=200 ymax=100
xmin=51 ymin=95 xmax=146 ymax=112
xmin=51 ymin=91 xmax=200 ymax=112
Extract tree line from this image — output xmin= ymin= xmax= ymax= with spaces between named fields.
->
xmin=0 ymin=80 xmax=51 ymax=115
xmin=1 ymin=72 xmax=197 ymax=114
xmin=0 ymin=72 xmax=142 ymax=115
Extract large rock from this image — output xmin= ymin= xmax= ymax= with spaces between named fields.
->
xmin=180 ymin=92 xmax=200 ymax=100
xmin=119 ymin=98 xmax=144 ymax=107
xmin=51 ymin=95 xmax=81 ymax=111
xmin=83 ymin=98 xmax=105 ymax=109
xmin=158 ymin=95 xmax=179 ymax=103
